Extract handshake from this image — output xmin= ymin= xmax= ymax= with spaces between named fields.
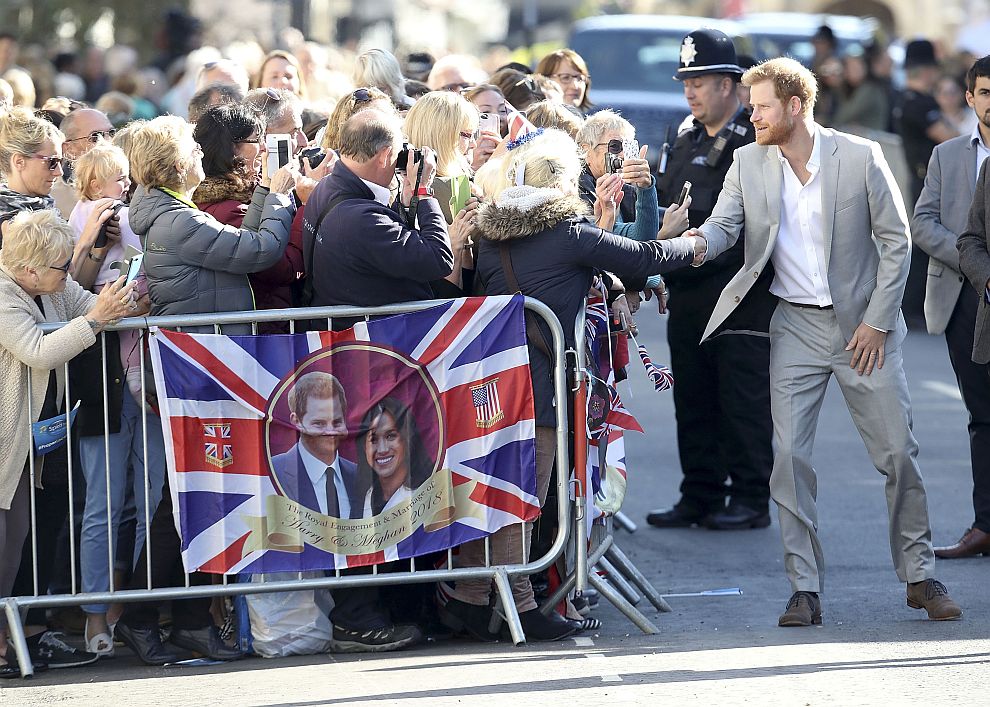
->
xmin=685 ymin=228 xmax=707 ymax=266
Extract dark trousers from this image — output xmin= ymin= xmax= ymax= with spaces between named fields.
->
xmin=12 ymin=479 xmax=70 ymax=627
xmin=667 ymin=305 xmax=773 ymax=513
xmin=120 ymin=482 xmax=212 ymax=631
xmin=944 ymin=286 xmax=990 ymax=533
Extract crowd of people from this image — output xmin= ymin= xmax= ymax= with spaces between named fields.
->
xmin=0 ymin=14 xmax=987 ymax=680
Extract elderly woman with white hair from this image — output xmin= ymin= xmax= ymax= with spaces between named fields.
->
xmin=0 ymin=210 xmax=135 ymax=678
xmin=437 ymin=128 xmax=706 ymax=643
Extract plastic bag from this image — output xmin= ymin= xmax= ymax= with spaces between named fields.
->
xmin=245 ymin=572 xmax=333 ymax=657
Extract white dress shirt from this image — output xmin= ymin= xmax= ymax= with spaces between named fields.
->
xmin=361 ymin=177 xmax=392 ymax=207
xmin=297 ymin=441 xmax=350 ymax=517
xmin=769 ymin=127 xmax=832 ymax=307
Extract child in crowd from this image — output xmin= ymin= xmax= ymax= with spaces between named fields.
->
xmin=68 ymin=144 xmax=146 ymax=403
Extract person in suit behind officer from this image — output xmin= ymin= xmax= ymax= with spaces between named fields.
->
xmin=646 ymin=28 xmax=776 ymax=531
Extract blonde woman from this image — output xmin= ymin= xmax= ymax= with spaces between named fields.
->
xmin=319 ymin=86 xmax=394 ymax=152
xmin=403 ymin=91 xmax=481 ymax=291
xmin=0 ymin=210 xmax=134 ymax=676
xmin=438 ymin=129 xmax=705 ymax=642
xmin=353 ymin=49 xmax=413 ymax=111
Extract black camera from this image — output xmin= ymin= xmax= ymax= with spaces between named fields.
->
xmin=396 ymin=143 xmax=422 ymax=171
xmin=604 ymin=138 xmax=624 ymax=174
xmin=299 ymin=146 xmax=326 ymax=170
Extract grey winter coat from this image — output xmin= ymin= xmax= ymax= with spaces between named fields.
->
xmin=128 ymin=184 xmax=295 ymax=332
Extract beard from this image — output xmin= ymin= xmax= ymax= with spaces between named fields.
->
xmin=755 ymin=113 xmax=796 ymax=146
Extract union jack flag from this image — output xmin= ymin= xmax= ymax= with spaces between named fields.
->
xmin=149 ymin=296 xmax=538 ymax=574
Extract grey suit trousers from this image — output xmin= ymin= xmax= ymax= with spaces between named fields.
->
xmin=769 ymin=302 xmax=935 ymax=592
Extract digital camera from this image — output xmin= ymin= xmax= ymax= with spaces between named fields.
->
xmin=396 ymin=143 xmax=422 ymax=171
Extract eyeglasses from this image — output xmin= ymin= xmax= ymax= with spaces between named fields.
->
xmin=459 ymin=129 xmax=480 ymax=141
xmin=30 ymin=154 xmax=63 ymax=170
xmin=442 ymin=82 xmax=473 ymax=92
xmin=551 ymin=72 xmax=588 ymax=84
xmin=65 ymin=129 xmax=117 ymax=144
xmin=236 ymin=135 xmax=262 ymax=144
xmin=49 ymin=257 xmax=72 ymax=274
xmin=352 ymin=88 xmax=372 ymax=103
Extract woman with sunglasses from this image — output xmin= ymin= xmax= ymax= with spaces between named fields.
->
xmin=0 ymin=210 xmax=136 ymax=677
xmin=0 ymin=108 xmax=120 ymax=286
xmin=402 ymin=91 xmax=481 ymax=294
xmin=319 ymin=86 xmax=395 ymax=153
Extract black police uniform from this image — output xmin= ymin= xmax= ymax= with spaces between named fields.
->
xmin=651 ymin=29 xmax=775 ymax=525
xmin=893 ymin=88 xmax=943 ymax=330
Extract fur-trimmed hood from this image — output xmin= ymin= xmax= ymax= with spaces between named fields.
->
xmin=477 ymin=186 xmax=591 ymax=242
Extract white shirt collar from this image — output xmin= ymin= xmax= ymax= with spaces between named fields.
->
xmin=971 ymin=124 xmax=990 ymax=150
xmin=297 ymin=440 xmax=340 ymax=515
xmin=775 ymin=124 xmax=821 ymax=172
xmin=361 ymin=177 xmax=392 ymax=206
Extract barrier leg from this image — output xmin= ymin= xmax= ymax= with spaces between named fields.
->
xmin=587 ymin=571 xmax=660 ymax=635
xmin=596 ymin=556 xmax=642 ymax=606
xmin=605 ymin=543 xmax=673 ymax=613
xmin=538 ymin=532 xmax=612 ymax=616
xmin=492 ymin=568 xmax=526 ymax=646
xmin=613 ymin=511 xmax=638 ymax=534
xmin=4 ymin=599 xmax=34 ymax=678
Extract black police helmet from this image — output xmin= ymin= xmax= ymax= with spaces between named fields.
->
xmin=675 ymin=28 xmax=743 ymax=81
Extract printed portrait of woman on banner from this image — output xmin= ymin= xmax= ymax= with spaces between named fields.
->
xmin=355 ymin=397 xmax=434 ymax=518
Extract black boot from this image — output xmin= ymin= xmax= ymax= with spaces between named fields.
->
xmin=516 ymin=609 xmax=578 ymax=642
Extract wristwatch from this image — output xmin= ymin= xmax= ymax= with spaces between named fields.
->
xmin=415 ymin=186 xmax=434 ymax=198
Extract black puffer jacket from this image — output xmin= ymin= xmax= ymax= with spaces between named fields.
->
xmin=475 ymin=186 xmax=695 ymax=426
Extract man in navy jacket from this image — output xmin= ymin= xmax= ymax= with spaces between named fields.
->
xmin=305 ymin=108 xmax=453 ymax=312
xmin=301 ymin=109 xmax=452 ymax=654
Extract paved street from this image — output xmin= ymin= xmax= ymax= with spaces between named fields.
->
xmin=3 ymin=321 xmax=988 ymax=706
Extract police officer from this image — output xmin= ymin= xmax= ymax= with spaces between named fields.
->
xmin=893 ymin=39 xmax=959 ymax=330
xmin=646 ymin=29 xmax=775 ymax=530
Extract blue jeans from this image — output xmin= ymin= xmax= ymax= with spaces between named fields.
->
xmin=79 ymin=392 xmax=167 ymax=613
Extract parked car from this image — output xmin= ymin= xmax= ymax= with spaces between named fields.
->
xmin=740 ymin=12 xmax=880 ymax=66
xmin=568 ymin=14 xmax=747 ymax=168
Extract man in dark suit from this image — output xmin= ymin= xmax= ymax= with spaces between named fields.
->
xmin=915 ymin=55 xmax=990 ymax=558
xmin=272 ymin=371 xmax=364 ymax=518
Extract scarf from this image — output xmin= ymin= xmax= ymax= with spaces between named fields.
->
xmin=0 ymin=184 xmax=57 ymax=223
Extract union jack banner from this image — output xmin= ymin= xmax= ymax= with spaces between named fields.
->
xmin=149 ymin=296 xmax=539 ymax=574
xmin=203 ymin=423 xmax=233 ymax=468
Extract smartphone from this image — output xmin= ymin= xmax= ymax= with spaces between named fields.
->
xmin=265 ymin=133 xmax=292 ymax=176
xmin=93 ymin=201 xmax=125 ymax=248
xmin=124 ymin=252 xmax=144 ymax=285
xmin=677 ymin=181 xmax=692 ymax=207
xmin=622 ymin=139 xmax=640 ymax=161
xmin=478 ymin=112 xmax=500 ymax=136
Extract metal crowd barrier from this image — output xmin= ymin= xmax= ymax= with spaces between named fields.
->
xmin=2 ymin=297 xmax=571 ymax=677
xmin=538 ymin=306 xmax=670 ymax=633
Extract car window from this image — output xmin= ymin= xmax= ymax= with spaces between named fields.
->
xmin=571 ymin=30 xmax=684 ymax=94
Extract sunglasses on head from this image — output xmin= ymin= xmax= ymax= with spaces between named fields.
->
xmin=352 ymin=88 xmax=372 ymax=103
xmin=66 ymin=129 xmax=117 ymax=144
xmin=30 ymin=154 xmax=63 ymax=170
xmin=459 ymin=129 xmax=480 ymax=140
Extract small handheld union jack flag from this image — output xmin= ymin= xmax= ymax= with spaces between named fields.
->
xmin=629 ymin=333 xmax=674 ymax=392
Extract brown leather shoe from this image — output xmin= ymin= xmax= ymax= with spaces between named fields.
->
xmin=906 ymin=579 xmax=962 ymax=620
xmin=778 ymin=591 xmax=822 ymax=627
xmin=934 ymin=527 xmax=990 ymax=559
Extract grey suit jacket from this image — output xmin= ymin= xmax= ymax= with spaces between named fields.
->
xmin=912 ymin=134 xmax=979 ymax=335
xmin=957 ymin=159 xmax=990 ymax=363
xmin=699 ymin=126 xmax=910 ymax=348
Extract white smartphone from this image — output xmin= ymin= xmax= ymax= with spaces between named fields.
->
xmin=265 ymin=133 xmax=292 ymax=176
xmin=125 ymin=252 xmax=144 ymax=285
xmin=622 ymin=139 xmax=640 ymax=161
xmin=479 ymin=112 xmax=500 ymax=136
